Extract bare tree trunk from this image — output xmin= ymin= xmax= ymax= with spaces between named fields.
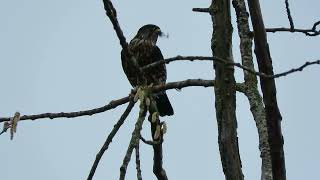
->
xmin=247 ymin=0 xmax=286 ymax=179
xmin=210 ymin=0 xmax=244 ymax=179
xmin=232 ymin=0 xmax=273 ymax=179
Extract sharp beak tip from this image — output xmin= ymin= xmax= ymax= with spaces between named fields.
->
xmin=157 ymin=29 xmax=165 ymax=37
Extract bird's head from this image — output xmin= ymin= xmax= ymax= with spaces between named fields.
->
xmin=134 ymin=24 xmax=164 ymax=44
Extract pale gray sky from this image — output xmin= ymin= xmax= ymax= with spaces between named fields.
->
xmin=0 ymin=0 xmax=319 ymax=180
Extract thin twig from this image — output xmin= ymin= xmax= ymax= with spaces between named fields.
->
xmin=273 ymin=60 xmax=320 ymax=78
xmin=285 ymin=0 xmax=294 ymax=29
xmin=143 ymin=56 xmax=320 ymax=79
xmin=0 ymin=127 xmax=8 ymax=136
xmin=192 ymin=8 xmax=211 ymax=13
xmin=87 ymin=101 xmax=135 ymax=180
xmin=230 ymin=60 xmax=320 ymax=78
xmin=135 ymin=143 xmax=143 ymax=180
xmin=151 ymin=79 xmax=214 ymax=92
xmin=141 ymin=56 xmax=215 ymax=70
xmin=0 ymin=96 xmax=132 ymax=123
xmin=140 ymin=135 xmax=162 ymax=146
xmin=266 ymin=20 xmax=320 ymax=36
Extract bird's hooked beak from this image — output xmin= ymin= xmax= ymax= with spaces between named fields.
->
xmin=155 ymin=28 xmax=165 ymax=37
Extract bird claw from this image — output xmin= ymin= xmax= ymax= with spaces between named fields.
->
xmin=133 ymin=87 xmax=141 ymax=102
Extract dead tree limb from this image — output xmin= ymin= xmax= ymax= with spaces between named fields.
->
xmin=135 ymin=143 xmax=143 ymax=180
xmin=0 ymin=79 xmax=221 ymax=124
xmin=144 ymin=55 xmax=319 ymax=80
xmin=102 ymin=0 xmax=128 ymax=52
xmin=248 ymin=0 xmax=286 ymax=179
xmin=119 ymin=97 xmax=147 ymax=180
xmin=210 ymin=0 xmax=244 ymax=179
xmin=147 ymin=99 xmax=168 ymax=180
xmin=266 ymin=20 xmax=320 ymax=36
xmin=0 ymin=96 xmax=132 ymax=123
xmin=87 ymin=101 xmax=135 ymax=180
xmin=284 ymin=0 xmax=294 ymax=29
xmin=232 ymin=0 xmax=272 ymax=179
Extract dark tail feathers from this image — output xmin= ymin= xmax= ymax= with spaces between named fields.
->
xmin=154 ymin=92 xmax=174 ymax=117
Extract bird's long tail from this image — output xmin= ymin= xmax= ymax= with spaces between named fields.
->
xmin=154 ymin=92 xmax=174 ymax=117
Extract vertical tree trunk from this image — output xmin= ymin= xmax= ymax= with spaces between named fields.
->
xmin=232 ymin=0 xmax=273 ymax=179
xmin=247 ymin=0 xmax=286 ymax=179
xmin=210 ymin=0 xmax=244 ymax=179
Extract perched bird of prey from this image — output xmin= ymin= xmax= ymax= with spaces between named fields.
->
xmin=121 ymin=24 xmax=174 ymax=116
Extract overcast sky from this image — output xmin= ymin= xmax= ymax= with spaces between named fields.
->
xmin=0 ymin=0 xmax=319 ymax=180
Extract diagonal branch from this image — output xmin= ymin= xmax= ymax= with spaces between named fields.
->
xmin=0 ymin=123 xmax=9 ymax=136
xmin=135 ymin=143 xmax=143 ymax=180
xmin=273 ymin=60 xmax=320 ymax=78
xmin=87 ymin=101 xmax=135 ymax=180
xmin=119 ymin=98 xmax=147 ymax=180
xmin=284 ymin=0 xmax=294 ymax=29
xmin=102 ymin=0 xmax=129 ymax=52
xmin=233 ymin=59 xmax=319 ymax=79
xmin=143 ymin=55 xmax=320 ymax=79
xmin=0 ymin=96 xmax=132 ymax=123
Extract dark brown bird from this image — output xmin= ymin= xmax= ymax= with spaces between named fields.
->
xmin=121 ymin=24 xmax=173 ymax=116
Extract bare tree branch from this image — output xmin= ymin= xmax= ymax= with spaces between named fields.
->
xmin=140 ymin=136 xmax=162 ymax=146
xmin=273 ymin=60 xmax=320 ymax=78
xmin=4 ymin=60 xmax=318 ymax=124
xmin=248 ymin=0 xmax=287 ymax=179
xmin=0 ymin=79 xmax=217 ymax=123
xmin=102 ymin=0 xmax=129 ymax=52
xmin=210 ymin=0 xmax=244 ymax=178
xmin=135 ymin=143 xmax=143 ymax=180
xmin=87 ymin=101 xmax=135 ymax=180
xmin=0 ymin=124 xmax=9 ymax=136
xmin=152 ymin=79 xmax=246 ymax=93
xmin=120 ymin=99 xmax=147 ymax=180
xmin=148 ymin=111 xmax=168 ymax=180
xmin=285 ymin=0 xmax=294 ymax=29
xmin=0 ymin=96 xmax=132 ymax=123
xmin=232 ymin=58 xmax=320 ymax=79
xmin=151 ymin=79 xmax=214 ymax=91
xmin=141 ymin=56 xmax=215 ymax=70
xmin=232 ymin=0 xmax=273 ymax=179
xmin=266 ymin=20 xmax=320 ymax=36
xmin=102 ymin=0 xmax=147 ymax=77
xmin=143 ymin=55 xmax=320 ymax=79
xmin=192 ymin=8 xmax=211 ymax=13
